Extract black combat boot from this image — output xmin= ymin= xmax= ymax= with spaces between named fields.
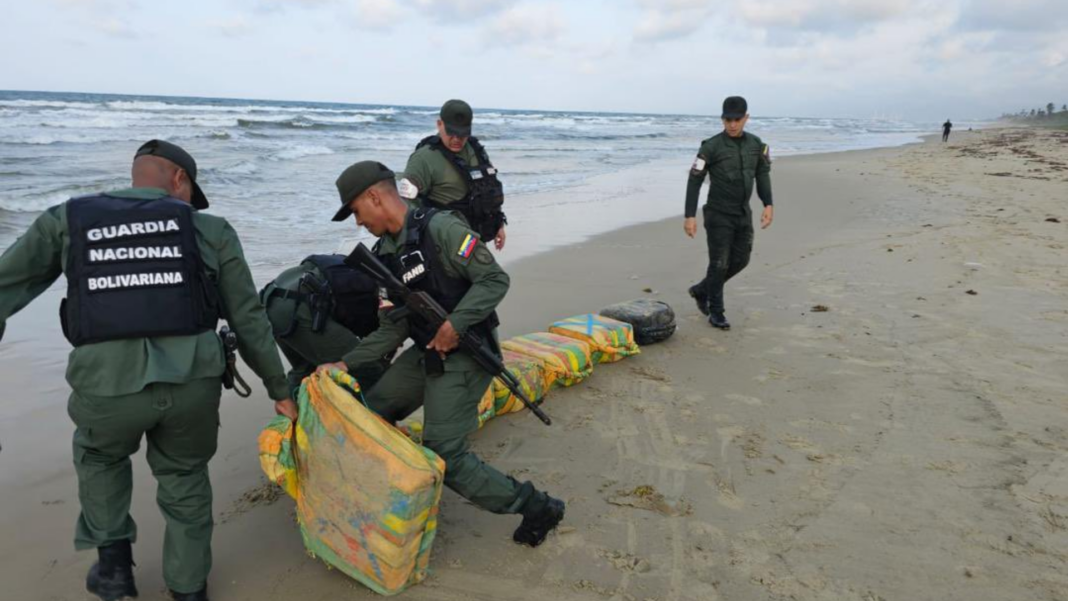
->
xmin=688 ymin=285 xmax=709 ymax=316
xmin=709 ymin=312 xmax=730 ymax=330
xmin=86 ymin=540 xmax=138 ymax=601
xmin=513 ymin=495 xmax=565 ymax=548
xmin=169 ymin=587 xmax=209 ymax=601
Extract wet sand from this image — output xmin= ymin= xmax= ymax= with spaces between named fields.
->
xmin=3 ymin=128 xmax=1068 ymax=600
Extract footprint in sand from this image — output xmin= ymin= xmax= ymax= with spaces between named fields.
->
xmin=697 ymin=338 xmax=729 ymax=353
xmin=716 ymin=480 xmax=746 ymax=511
xmin=725 ymin=393 xmax=763 ymax=406
xmin=598 ymin=549 xmax=653 ymax=574
xmin=780 ymin=434 xmax=821 ymax=454
xmin=754 ymin=368 xmax=788 ymax=383
xmin=789 ymin=418 xmax=853 ymax=433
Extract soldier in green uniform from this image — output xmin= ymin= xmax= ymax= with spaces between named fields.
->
xmin=0 ymin=140 xmax=297 ymax=601
xmin=260 ymin=255 xmax=390 ymax=396
xmin=401 ymin=99 xmax=508 ymax=250
xmin=319 ymin=161 xmax=564 ymax=547
xmin=684 ymin=96 xmax=774 ymax=330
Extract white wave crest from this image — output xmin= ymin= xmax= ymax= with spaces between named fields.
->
xmin=0 ymin=99 xmax=98 ymax=109
xmin=0 ymin=192 xmax=75 ymax=213
xmin=307 ymin=114 xmax=376 ymax=125
xmin=272 ymin=144 xmax=334 ymax=160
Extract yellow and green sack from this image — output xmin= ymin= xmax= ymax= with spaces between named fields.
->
xmin=548 ymin=314 xmax=640 ymax=364
xmin=476 ymin=350 xmax=553 ymax=427
xmin=258 ymin=370 xmax=444 ymax=596
xmin=500 ymin=332 xmax=594 ymax=388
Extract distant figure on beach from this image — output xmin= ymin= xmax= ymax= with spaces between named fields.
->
xmin=320 ymin=161 xmax=565 ymax=547
xmin=684 ymin=96 xmax=774 ymax=330
xmin=260 ymin=255 xmax=391 ymax=397
xmin=401 ymin=99 xmax=508 ymax=250
xmin=943 ymin=119 xmax=953 ymax=142
xmin=0 ymin=140 xmax=296 ymax=601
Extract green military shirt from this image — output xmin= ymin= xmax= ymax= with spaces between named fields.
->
xmin=0 ymin=187 xmax=289 ymax=400
xmin=685 ymin=131 xmax=773 ymax=218
xmin=402 ymin=141 xmax=481 ymax=207
xmin=342 ymin=208 xmax=508 ymax=372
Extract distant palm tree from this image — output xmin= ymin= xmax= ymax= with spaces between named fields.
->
xmin=1047 ymin=103 xmax=1056 ymax=116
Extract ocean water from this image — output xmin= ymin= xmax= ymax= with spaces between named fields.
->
xmin=0 ymin=90 xmax=942 ymax=274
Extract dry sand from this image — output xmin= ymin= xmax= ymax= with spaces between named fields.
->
xmin=3 ymin=128 xmax=1068 ymax=600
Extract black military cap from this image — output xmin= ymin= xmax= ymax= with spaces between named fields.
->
xmin=440 ymin=99 xmax=473 ymax=138
xmin=332 ymin=161 xmax=395 ymax=221
xmin=722 ymin=96 xmax=748 ymax=120
xmin=134 ymin=139 xmax=209 ymax=210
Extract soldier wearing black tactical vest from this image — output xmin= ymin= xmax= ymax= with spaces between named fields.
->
xmin=684 ymin=96 xmax=775 ymax=330
xmin=319 ymin=161 xmax=565 ymax=548
xmin=0 ymin=140 xmax=296 ymax=601
xmin=401 ymin=99 xmax=508 ymax=250
xmin=260 ymin=254 xmax=391 ymax=395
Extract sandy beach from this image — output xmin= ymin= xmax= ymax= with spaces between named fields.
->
xmin=3 ymin=127 xmax=1068 ymax=600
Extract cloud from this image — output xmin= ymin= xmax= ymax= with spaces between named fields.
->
xmin=354 ymin=0 xmax=406 ymax=29
xmin=484 ymin=3 xmax=565 ymax=47
xmin=936 ymin=31 xmax=995 ymax=61
xmin=206 ymin=16 xmax=254 ymax=37
xmin=1043 ymin=49 xmax=1066 ymax=68
xmin=248 ymin=0 xmax=510 ymax=28
xmin=738 ymin=0 xmax=917 ymax=32
xmin=408 ymin=0 xmax=516 ymax=22
xmin=632 ymin=0 xmax=713 ymax=43
xmin=51 ymin=0 xmax=124 ymax=7
xmin=633 ymin=11 xmax=706 ymax=42
xmin=94 ymin=17 xmax=137 ymax=38
xmin=958 ymin=0 xmax=1068 ymax=33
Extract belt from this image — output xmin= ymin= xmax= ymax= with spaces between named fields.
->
xmin=265 ymin=287 xmax=310 ymax=304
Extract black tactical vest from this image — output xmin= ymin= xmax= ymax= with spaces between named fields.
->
xmin=301 ymin=254 xmax=380 ymax=338
xmin=415 ymin=135 xmax=506 ymax=241
xmin=379 ymin=208 xmax=499 ymax=348
xmin=62 ymin=194 xmax=220 ymax=346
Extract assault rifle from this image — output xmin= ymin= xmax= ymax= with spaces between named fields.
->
xmin=346 ymin=243 xmax=551 ymax=426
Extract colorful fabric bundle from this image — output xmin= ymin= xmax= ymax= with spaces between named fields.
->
xmin=476 ymin=350 xmax=553 ymax=427
xmin=500 ymin=332 xmax=594 ymax=388
xmin=258 ymin=369 xmax=444 ymax=596
xmin=548 ymin=314 xmax=640 ymax=364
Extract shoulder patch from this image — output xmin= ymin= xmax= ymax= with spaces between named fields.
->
xmin=457 ymin=233 xmax=477 ymax=259
xmin=691 ymin=156 xmax=707 ymax=172
xmin=762 ymin=144 xmax=771 ymax=162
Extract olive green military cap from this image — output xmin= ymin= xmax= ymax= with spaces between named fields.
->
xmin=332 ymin=161 xmax=395 ymax=221
xmin=722 ymin=96 xmax=748 ymax=119
xmin=134 ymin=139 xmax=209 ymax=210
xmin=440 ymin=99 xmax=473 ymax=137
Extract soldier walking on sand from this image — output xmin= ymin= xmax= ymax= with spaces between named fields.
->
xmin=683 ymin=96 xmax=774 ymax=330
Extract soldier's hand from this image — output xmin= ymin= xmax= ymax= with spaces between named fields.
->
xmin=494 ymin=226 xmax=507 ymax=251
xmin=427 ymin=319 xmax=460 ymax=356
xmin=275 ymin=398 xmax=298 ymax=422
xmin=761 ymin=206 xmax=774 ymax=229
xmin=684 ymin=217 xmax=697 ymax=238
xmin=317 ymin=361 xmax=348 ymax=374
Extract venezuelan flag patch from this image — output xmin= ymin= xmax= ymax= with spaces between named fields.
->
xmin=457 ymin=234 xmax=477 ymax=259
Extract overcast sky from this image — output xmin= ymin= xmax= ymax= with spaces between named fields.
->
xmin=2 ymin=0 xmax=1065 ymax=120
